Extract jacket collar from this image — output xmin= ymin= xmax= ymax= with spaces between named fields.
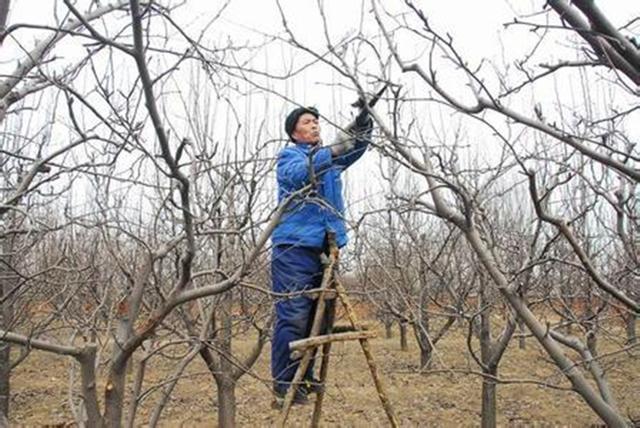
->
xmin=292 ymin=140 xmax=319 ymax=152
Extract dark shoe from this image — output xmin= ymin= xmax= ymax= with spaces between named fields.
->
xmin=271 ymin=387 xmax=309 ymax=409
xmin=302 ymin=378 xmax=324 ymax=395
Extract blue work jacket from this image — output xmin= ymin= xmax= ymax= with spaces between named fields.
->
xmin=272 ymin=134 xmax=370 ymax=249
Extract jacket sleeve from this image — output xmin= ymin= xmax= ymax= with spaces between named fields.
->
xmin=332 ymin=124 xmax=372 ymax=169
xmin=277 ymin=146 xmax=333 ymax=189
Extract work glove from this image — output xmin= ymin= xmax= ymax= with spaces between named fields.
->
xmin=330 ymin=109 xmax=372 ymax=158
xmin=355 ymin=108 xmax=373 ymax=131
xmin=330 ymin=130 xmax=355 ymax=157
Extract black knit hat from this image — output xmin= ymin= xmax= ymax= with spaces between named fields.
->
xmin=284 ymin=106 xmax=319 ymax=141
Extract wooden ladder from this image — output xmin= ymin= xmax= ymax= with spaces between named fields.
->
xmin=276 ymin=235 xmax=399 ymax=427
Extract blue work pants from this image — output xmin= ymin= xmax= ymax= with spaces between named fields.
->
xmin=271 ymin=244 xmax=328 ymax=393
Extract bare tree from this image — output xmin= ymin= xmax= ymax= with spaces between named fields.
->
xmin=368 ymin=1 xmax=636 ymax=424
xmin=0 ymin=1 xmax=290 ymax=425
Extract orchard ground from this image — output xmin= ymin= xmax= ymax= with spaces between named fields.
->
xmin=9 ymin=310 xmax=639 ymax=426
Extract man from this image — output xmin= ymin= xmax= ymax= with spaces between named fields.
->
xmin=271 ymin=105 xmax=373 ymax=406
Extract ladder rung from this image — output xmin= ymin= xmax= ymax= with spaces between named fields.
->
xmin=305 ymin=288 xmax=337 ymax=300
xmin=289 ymin=330 xmax=377 ymax=359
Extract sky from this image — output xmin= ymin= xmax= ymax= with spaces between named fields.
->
xmin=3 ymin=1 xmax=637 ymax=126
xmin=1 ymin=0 xmax=638 ymax=255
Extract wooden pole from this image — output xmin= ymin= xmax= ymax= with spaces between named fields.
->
xmin=310 ymin=297 xmax=335 ymax=428
xmin=334 ymin=275 xmax=399 ymax=428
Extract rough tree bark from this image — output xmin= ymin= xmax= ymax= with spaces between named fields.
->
xmin=0 ymin=234 xmax=13 ymax=422
xmin=517 ymin=318 xmax=526 ymax=350
xmin=473 ymin=280 xmax=516 ymax=428
xmin=0 ymin=0 xmax=10 ymax=35
xmin=384 ymin=318 xmax=393 ymax=339
xmin=215 ymin=293 xmax=236 ymax=428
xmin=216 ymin=375 xmax=237 ymax=428
xmin=399 ymin=321 xmax=408 ymax=351
xmin=415 ymin=307 xmax=431 ymax=368
xmin=481 ymin=366 xmax=498 ymax=428
xmin=625 ymin=313 xmax=637 ymax=345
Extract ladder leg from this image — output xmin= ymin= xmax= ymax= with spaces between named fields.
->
xmin=334 ymin=275 xmax=399 ymax=428
xmin=311 ymin=297 xmax=336 ymax=427
xmin=277 ymin=349 xmax=313 ymax=426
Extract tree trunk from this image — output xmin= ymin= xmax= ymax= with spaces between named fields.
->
xmin=415 ymin=300 xmax=432 ymax=369
xmin=625 ymin=313 xmax=637 ymax=345
xmin=587 ymin=330 xmax=598 ymax=357
xmin=216 ymin=376 xmax=236 ymax=428
xmin=419 ymin=342 xmax=432 ymax=369
xmin=517 ymin=318 xmax=526 ymax=350
xmin=563 ymin=293 xmax=574 ymax=335
xmin=384 ymin=319 xmax=393 ymax=339
xmin=0 ymin=304 xmax=9 ymax=420
xmin=104 ymin=294 xmax=133 ymax=427
xmin=481 ymin=366 xmax=498 ymax=428
xmin=0 ymin=233 xmax=15 ymax=421
xmin=415 ymin=321 xmax=432 ymax=369
xmin=0 ymin=332 xmax=8 ymax=423
xmin=104 ymin=364 xmax=127 ymax=427
xmin=216 ymin=291 xmax=236 ymax=428
xmin=561 ymin=285 xmax=574 ymax=334
xmin=125 ymin=351 xmax=148 ymax=428
xmin=399 ymin=321 xmax=408 ymax=351
xmin=77 ymin=347 xmax=103 ymax=427
xmin=0 ymin=0 xmax=10 ymax=34
xmin=417 ymin=279 xmax=431 ymax=368
xmin=584 ymin=297 xmax=598 ymax=357
xmin=478 ymin=282 xmax=498 ymax=428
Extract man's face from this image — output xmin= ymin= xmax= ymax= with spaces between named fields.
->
xmin=291 ymin=113 xmax=320 ymax=144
